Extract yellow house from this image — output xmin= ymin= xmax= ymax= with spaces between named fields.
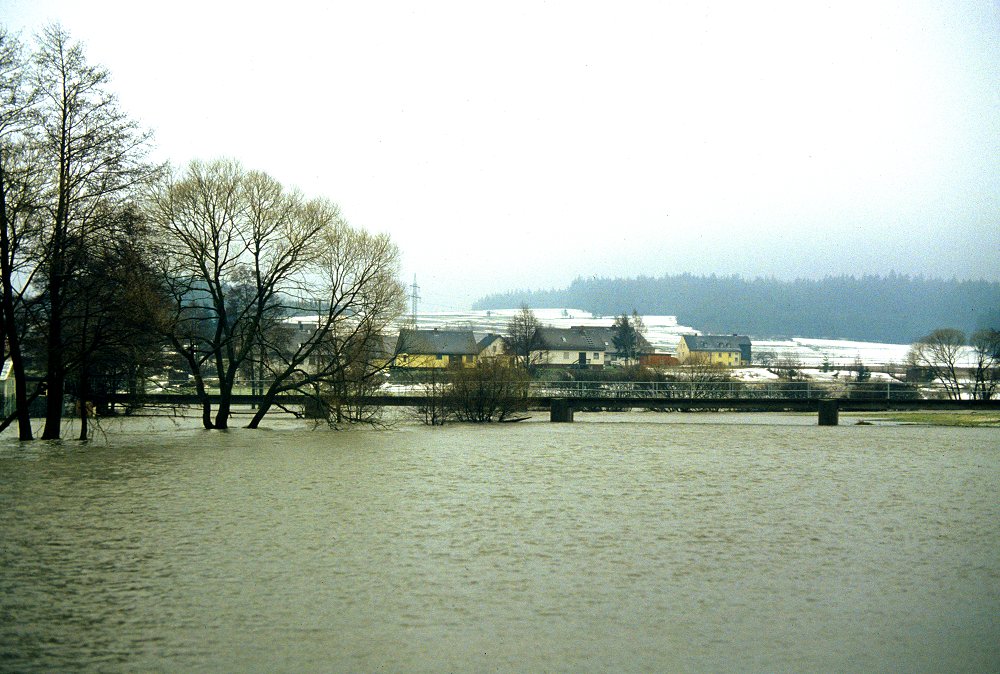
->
xmin=476 ymin=334 xmax=512 ymax=364
xmin=677 ymin=334 xmax=752 ymax=366
xmin=393 ymin=329 xmax=479 ymax=369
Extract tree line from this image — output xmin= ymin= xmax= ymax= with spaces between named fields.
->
xmin=474 ymin=273 xmax=1000 ymax=344
xmin=0 ymin=25 xmax=406 ymax=440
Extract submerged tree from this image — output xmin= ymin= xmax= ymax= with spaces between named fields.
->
xmin=148 ymin=159 xmax=405 ymax=429
xmin=55 ymin=203 xmax=165 ymax=439
xmin=0 ymin=25 xmax=157 ymax=440
xmin=245 ymin=215 xmax=406 ymax=429
xmin=908 ymin=328 xmax=966 ymax=399
xmin=0 ymin=28 xmax=40 ymax=439
xmin=445 ymin=359 xmax=530 ymax=422
xmin=147 ymin=159 xmax=322 ymax=429
xmin=32 ymin=25 xmax=157 ymax=439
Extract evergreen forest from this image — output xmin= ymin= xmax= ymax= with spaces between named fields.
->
xmin=473 ymin=274 xmax=1000 ymax=343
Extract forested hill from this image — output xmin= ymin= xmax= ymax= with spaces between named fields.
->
xmin=473 ymin=274 xmax=1000 ymax=343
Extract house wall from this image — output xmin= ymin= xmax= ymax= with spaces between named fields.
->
xmin=394 ymin=353 xmax=477 ymax=368
xmin=677 ymin=340 xmax=746 ymax=367
xmin=478 ymin=340 xmax=507 ymax=359
xmin=533 ymin=349 xmax=605 ymax=367
xmin=706 ymin=350 xmax=743 ymax=366
xmin=676 ymin=339 xmax=691 ymax=362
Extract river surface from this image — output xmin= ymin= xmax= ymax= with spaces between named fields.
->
xmin=1 ymin=413 xmax=998 ymax=672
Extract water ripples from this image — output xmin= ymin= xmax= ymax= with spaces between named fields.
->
xmin=1 ymin=417 xmax=998 ymax=672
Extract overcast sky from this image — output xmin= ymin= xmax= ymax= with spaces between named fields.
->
xmin=4 ymin=0 xmax=999 ymax=310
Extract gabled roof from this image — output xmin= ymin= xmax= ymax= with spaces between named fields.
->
xmin=681 ymin=334 xmax=751 ymax=352
xmin=396 ymin=328 xmax=479 ymax=355
xmin=476 ymin=333 xmax=504 ymax=351
xmin=532 ymin=326 xmax=652 ymax=353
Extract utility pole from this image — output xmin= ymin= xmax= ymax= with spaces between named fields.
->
xmin=410 ymin=275 xmax=420 ymax=329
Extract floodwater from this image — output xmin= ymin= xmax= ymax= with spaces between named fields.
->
xmin=1 ymin=413 xmax=998 ymax=672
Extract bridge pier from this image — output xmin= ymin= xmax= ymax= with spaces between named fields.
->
xmin=818 ymin=399 xmax=839 ymax=426
xmin=550 ymin=399 xmax=574 ymax=422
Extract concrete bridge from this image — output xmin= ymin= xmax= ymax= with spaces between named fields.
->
xmin=114 ymin=393 xmax=1000 ymax=425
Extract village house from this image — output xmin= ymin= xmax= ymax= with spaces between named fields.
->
xmin=676 ymin=334 xmax=752 ymax=366
xmin=281 ymin=315 xmax=398 ymax=373
xmin=476 ymin=333 xmax=508 ymax=362
xmin=393 ymin=328 xmax=480 ymax=368
xmin=530 ymin=326 xmax=652 ymax=368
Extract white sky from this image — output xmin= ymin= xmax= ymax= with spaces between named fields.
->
xmin=3 ymin=0 xmax=999 ymax=310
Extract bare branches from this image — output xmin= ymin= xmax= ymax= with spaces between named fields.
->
xmin=244 ymin=217 xmax=405 ymax=428
xmin=908 ymin=328 xmax=966 ymax=400
xmin=970 ymin=328 xmax=1000 ymax=400
xmin=0 ymin=25 xmax=159 ymax=439
xmin=505 ymin=304 xmax=540 ymax=370
xmin=147 ymin=158 xmax=405 ymax=429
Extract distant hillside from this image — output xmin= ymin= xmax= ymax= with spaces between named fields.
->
xmin=473 ymin=274 xmax=1000 ymax=343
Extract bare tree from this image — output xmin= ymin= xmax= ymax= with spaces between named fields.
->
xmin=30 ymin=25 xmax=156 ymax=439
xmin=56 ymin=203 xmax=166 ymax=440
xmin=770 ymin=354 xmax=804 ymax=380
xmin=669 ymin=354 xmax=734 ymax=398
xmin=505 ymin=304 xmax=540 ymax=370
xmin=147 ymin=159 xmax=323 ymax=429
xmin=908 ymin=328 xmax=966 ymax=399
xmin=970 ymin=328 xmax=1000 ymax=400
xmin=245 ymin=215 xmax=405 ymax=428
xmin=446 ymin=360 xmax=530 ymax=422
xmin=0 ymin=28 xmax=42 ymax=439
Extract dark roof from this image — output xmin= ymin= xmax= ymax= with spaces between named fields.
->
xmin=476 ymin=333 xmax=504 ymax=351
xmin=532 ymin=326 xmax=652 ymax=353
xmin=681 ymin=334 xmax=751 ymax=352
xmin=396 ymin=329 xmax=479 ymax=355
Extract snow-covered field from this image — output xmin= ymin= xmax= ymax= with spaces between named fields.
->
xmin=408 ymin=308 xmax=971 ymax=369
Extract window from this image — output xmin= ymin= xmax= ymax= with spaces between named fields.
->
xmin=436 ymin=354 xmax=443 ymax=360
xmin=593 ymin=352 xmax=600 ymax=359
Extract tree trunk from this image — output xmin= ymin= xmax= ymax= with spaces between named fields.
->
xmin=41 ymin=311 xmax=64 ymax=440
xmin=245 ymin=382 xmax=283 ymax=429
xmin=187 ymin=366 xmax=214 ymax=429
xmin=0 ymin=161 xmax=33 ymax=440
xmin=214 ymin=371 xmax=236 ymax=430
xmin=78 ymin=359 xmax=89 ymax=442
xmin=42 ymin=174 xmax=69 ymax=440
xmin=0 ymin=290 xmax=32 ymax=440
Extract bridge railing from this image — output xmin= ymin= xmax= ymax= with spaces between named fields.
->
xmin=147 ymin=378 xmax=954 ymax=401
xmin=526 ymin=380 xmax=928 ymax=400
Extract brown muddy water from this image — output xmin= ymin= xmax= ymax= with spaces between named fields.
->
xmin=1 ymin=413 xmax=998 ymax=672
